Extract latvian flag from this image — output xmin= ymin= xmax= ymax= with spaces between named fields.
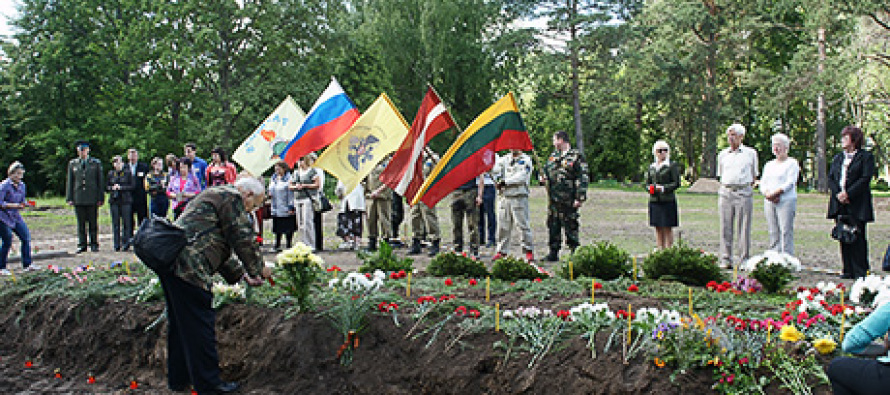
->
xmin=411 ymin=92 xmax=533 ymax=207
xmin=379 ymin=87 xmax=456 ymax=203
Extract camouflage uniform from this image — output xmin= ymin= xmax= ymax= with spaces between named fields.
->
xmin=164 ymin=185 xmax=263 ymax=392
xmin=450 ymin=178 xmax=481 ymax=254
xmin=173 ymin=185 xmax=264 ymax=291
xmin=362 ymin=160 xmax=392 ymax=249
xmin=542 ymin=148 xmax=589 ymax=255
xmin=492 ymin=153 xmax=534 ymax=255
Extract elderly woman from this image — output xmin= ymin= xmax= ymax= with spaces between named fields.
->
xmin=0 ymin=162 xmax=37 ymax=275
xmin=759 ymin=133 xmax=800 ymax=256
xmin=828 ymin=125 xmax=875 ymax=279
xmin=289 ymin=154 xmax=321 ymax=249
xmin=645 ymin=140 xmax=681 ymax=249
xmin=268 ymin=161 xmax=296 ymax=252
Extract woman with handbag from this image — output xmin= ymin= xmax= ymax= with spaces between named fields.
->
xmin=645 ymin=140 xmax=681 ymax=249
xmin=827 ymin=125 xmax=875 ymax=279
xmin=145 ymin=157 xmax=170 ymax=218
xmin=289 ymin=154 xmax=321 ymax=250
xmin=107 ymin=155 xmax=136 ymax=251
xmin=167 ymin=157 xmax=202 ymax=220
xmin=268 ymin=161 xmax=296 ymax=252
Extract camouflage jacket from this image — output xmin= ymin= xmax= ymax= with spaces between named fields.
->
xmin=362 ymin=159 xmax=392 ymax=200
xmin=173 ymin=185 xmax=263 ymax=291
xmin=542 ymin=148 xmax=589 ymax=204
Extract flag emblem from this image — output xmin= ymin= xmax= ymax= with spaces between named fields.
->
xmin=348 ymin=133 xmax=381 ymax=171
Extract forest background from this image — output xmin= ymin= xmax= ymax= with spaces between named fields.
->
xmin=0 ymin=0 xmax=888 ymax=195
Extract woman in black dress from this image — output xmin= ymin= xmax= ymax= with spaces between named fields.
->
xmin=827 ymin=125 xmax=875 ymax=279
xmin=646 ymin=140 xmax=681 ymax=249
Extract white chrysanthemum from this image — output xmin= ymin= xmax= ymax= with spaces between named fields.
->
xmin=742 ymin=250 xmax=801 ymax=272
xmin=872 ymin=289 xmax=890 ymax=308
xmin=851 ymin=275 xmax=884 ymax=304
xmin=328 ymin=278 xmax=340 ymax=288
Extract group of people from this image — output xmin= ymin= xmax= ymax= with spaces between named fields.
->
xmin=646 ymin=124 xmax=875 ymax=282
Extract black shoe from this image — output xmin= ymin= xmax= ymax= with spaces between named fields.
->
xmin=168 ymin=383 xmax=190 ymax=392
xmin=114 ymin=246 xmax=121 ymax=252
xmin=427 ymin=240 xmax=440 ymax=257
xmin=90 ymin=246 xmax=99 ymax=252
xmin=122 ymin=242 xmax=131 ymax=251
xmin=545 ymin=249 xmax=559 ymax=262
xmin=213 ymin=381 xmax=240 ymax=394
xmin=366 ymin=237 xmax=377 ymax=252
xmin=408 ymin=239 xmax=422 ymax=255
xmin=75 ymin=247 xmax=87 ymax=254
xmin=454 ymin=242 xmax=463 ymax=253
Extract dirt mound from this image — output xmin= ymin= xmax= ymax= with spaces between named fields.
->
xmin=0 ymin=297 xmax=722 ymax=394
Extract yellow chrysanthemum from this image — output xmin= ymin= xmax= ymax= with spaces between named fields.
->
xmin=813 ymin=338 xmax=837 ymax=355
xmin=779 ymin=325 xmax=805 ymax=342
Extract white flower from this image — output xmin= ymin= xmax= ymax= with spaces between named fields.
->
xmin=872 ymin=289 xmax=890 ymax=308
xmin=328 ymin=278 xmax=340 ymax=288
xmin=742 ymin=250 xmax=801 ymax=272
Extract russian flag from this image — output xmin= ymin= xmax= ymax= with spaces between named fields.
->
xmin=281 ymin=77 xmax=361 ymax=166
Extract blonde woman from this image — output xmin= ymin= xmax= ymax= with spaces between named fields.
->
xmin=645 ymin=140 xmax=681 ymax=249
xmin=759 ymin=133 xmax=799 ymax=256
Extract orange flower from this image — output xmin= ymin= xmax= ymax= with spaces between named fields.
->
xmin=654 ymin=357 xmax=665 ymax=368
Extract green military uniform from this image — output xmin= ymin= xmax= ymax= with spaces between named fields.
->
xmin=408 ymin=158 xmax=441 ymax=255
xmin=542 ymin=148 xmax=589 ymax=256
xmin=66 ymin=156 xmax=105 ymax=250
xmin=173 ymin=185 xmax=263 ymax=291
xmin=362 ymin=160 xmax=392 ymax=250
xmin=450 ymin=178 xmax=481 ymax=255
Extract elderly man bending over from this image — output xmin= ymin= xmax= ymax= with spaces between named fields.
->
xmin=160 ymin=177 xmax=271 ymax=394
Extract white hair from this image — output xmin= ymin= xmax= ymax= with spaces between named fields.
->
xmin=771 ymin=132 xmax=790 ymax=149
xmin=652 ymin=140 xmax=671 ymax=162
xmin=726 ymin=123 xmax=746 ymax=136
xmin=234 ymin=176 xmax=265 ymax=196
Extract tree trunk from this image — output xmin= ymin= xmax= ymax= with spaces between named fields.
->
xmin=702 ymin=34 xmax=718 ymax=178
xmin=570 ymin=0 xmax=584 ymax=154
xmin=815 ymin=28 xmax=827 ymax=192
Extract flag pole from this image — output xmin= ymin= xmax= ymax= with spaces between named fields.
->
xmin=427 ymin=83 xmax=465 ymax=135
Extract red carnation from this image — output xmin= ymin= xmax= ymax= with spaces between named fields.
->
xmin=594 ymin=282 xmax=603 ymax=290
xmin=556 ymin=310 xmax=572 ymax=321
xmin=469 ymin=278 xmax=478 ymax=286
xmin=628 ymin=284 xmax=639 ymax=292
xmin=468 ymin=309 xmax=481 ymax=319
xmin=398 ymin=270 xmax=407 ymax=278
xmin=534 ymin=278 xmax=542 ymax=283
xmin=455 ymin=306 xmax=467 ymax=316
xmin=445 ymin=278 xmax=453 ymax=286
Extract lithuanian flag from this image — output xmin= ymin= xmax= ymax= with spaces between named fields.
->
xmin=411 ymin=92 xmax=533 ymax=207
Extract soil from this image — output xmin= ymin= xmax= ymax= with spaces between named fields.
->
xmin=0 ymin=296 xmax=753 ymax=395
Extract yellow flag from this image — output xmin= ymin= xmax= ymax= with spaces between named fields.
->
xmin=315 ymin=93 xmax=410 ymax=194
xmin=232 ymin=96 xmax=306 ymax=176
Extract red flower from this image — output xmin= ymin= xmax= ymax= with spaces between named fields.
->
xmin=378 ymin=302 xmax=390 ymax=312
xmin=24 ymin=360 xmax=32 ymax=368
xmin=797 ymin=311 xmax=809 ymax=324
xmin=398 ymin=270 xmax=407 ymax=278
xmin=327 ymin=266 xmax=343 ymax=272
xmin=556 ymin=310 xmax=572 ymax=321
xmin=389 ymin=272 xmax=399 ymax=280
xmin=468 ymin=309 xmax=481 ymax=319
xmin=351 ymin=295 xmax=359 ymax=300
xmin=706 ymin=281 xmax=718 ymax=290
xmin=364 ymin=273 xmax=372 ymax=279
xmin=628 ymin=284 xmax=639 ymax=292
xmin=594 ymin=282 xmax=603 ymax=290
xmin=726 ymin=374 xmax=735 ymax=384
xmin=534 ymin=278 xmax=542 ymax=283
xmin=445 ymin=278 xmax=454 ymax=286
xmin=455 ymin=306 xmax=468 ymax=316
xmin=738 ymin=357 xmax=749 ymax=365
xmin=417 ymin=296 xmax=437 ymax=304
xmin=87 ymin=375 xmax=95 ymax=384
xmin=130 ymin=380 xmax=138 ymax=389
xmin=469 ymin=278 xmax=478 ymax=286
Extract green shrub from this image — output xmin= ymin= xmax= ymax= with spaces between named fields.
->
xmin=749 ymin=261 xmax=794 ymax=294
xmin=427 ymin=252 xmax=489 ymax=278
xmin=557 ymin=241 xmax=631 ymax=280
xmin=492 ymin=256 xmax=545 ymax=281
xmin=357 ymin=241 xmax=414 ymax=273
xmin=641 ymin=243 xmax=723 ymax=286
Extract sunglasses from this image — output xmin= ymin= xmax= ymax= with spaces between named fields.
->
xmin=656 ymin=148 xmax=669 ymax=153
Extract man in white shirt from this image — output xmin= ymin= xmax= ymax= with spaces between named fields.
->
xmin=717 ymin=123 xmax=758 ymax=269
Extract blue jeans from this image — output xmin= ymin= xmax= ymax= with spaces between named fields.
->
xmin=0 ymin=221 xmax=32 ymax=269
xmin=478 ymin=185 xmax=497 ymax=244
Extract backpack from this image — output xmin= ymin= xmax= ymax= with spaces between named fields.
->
xmin=133 ymin=215 xmax=214 ymax=275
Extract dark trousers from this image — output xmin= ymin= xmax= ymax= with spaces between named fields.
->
xmin=110 ymin=203 xmax=133 ymax=250
xmin=132 ymin=197 xmax=148 ymax=226
xmin=391 ymin=194 xmax=404 ymax=238
xmin=313 ymin=211 xmax=323 ymax=251
xmin=827 ymin=357 xmax=890 ymax=395
xmin=160 ymin=273 xmax=222 ymax=394
xmin=478 ymin=185 xmax=496 ymax=244
xmin=150 ymin=196 xmax=170 ymax=219
xmin=840 ymin=222 xmax=869 ymax=278
xmin=74 ymin=204 xmax=99 ymax=249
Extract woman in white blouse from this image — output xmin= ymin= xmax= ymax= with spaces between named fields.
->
xmin=759 ymin=133 xmax=799 ymax=255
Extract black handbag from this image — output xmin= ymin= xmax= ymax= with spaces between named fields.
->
xmin=133 ymin=215 xmax=214 ymax=275
xmin=831 ymin=215 xmax=859 ymax=245
xmin=882 ymin=245 xmax=890 ymax=272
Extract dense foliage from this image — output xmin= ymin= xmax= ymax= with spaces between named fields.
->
xmin=427 ymin=252 xmax=490 ymax=278
xmin=557 ymin=241 xmax=631 ymax=281
xmin=491 ymin=256 xmax=544 ymax=281
xmin=641 ymin=244 xmax=724 ymax=286
xmin=357 ymin=241 xmax=414 ymax=274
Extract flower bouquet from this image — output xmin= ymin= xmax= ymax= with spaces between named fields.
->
xmin=276 ymin=243 xmax=323 ymax=311
xmin=743 ymin=251 xmax=800 ymax=293
xmin=211 ymin=282 xmax=246 ymax=309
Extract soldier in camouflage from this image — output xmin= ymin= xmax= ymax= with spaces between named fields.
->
xmin=408 ymin=152 xmax=441 ymax=256
xmin=162 ymin=178 xmax=270 ymax=394
xmin=450 ymin=174 xmax=484 ymax=258
xmin=362 ymin=157 xmax=392 ymax=251
xmin=539 ymin=131 xmax=589 ymax=261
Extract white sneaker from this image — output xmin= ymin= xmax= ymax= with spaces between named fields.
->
xmin=0 ymin=269 xmax=10 ymax=276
